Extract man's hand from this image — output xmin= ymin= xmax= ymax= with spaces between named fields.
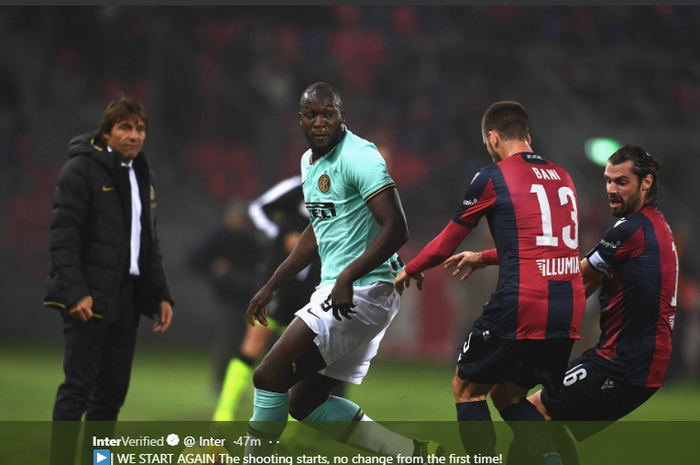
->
xmin=153 ymin=301 xmax=173 ymax=333
xmin=69 ymin=295 xmax=94 ymax=322
xmin=327 ymin=275 xmax=357 ymax=321
xmin=246 ymin=286 xmax=279 ymax=327
xmin=443 ymin=251 xmax=486 ymax=281
xmin=393 ymin=269 xmax=424 ymax=296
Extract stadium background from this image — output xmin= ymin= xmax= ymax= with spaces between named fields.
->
xmin=2 ymin=5 xmax=700 ymax=421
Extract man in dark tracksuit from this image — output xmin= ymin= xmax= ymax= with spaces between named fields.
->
xmin=44 ymin=96 xmax=174 ymax=464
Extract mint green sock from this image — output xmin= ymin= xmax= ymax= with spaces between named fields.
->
xmin=245 ymin=389 xmax=289 ymax=456
xmin=249 ymin=389 xmax=289 ymax=433
xmin=302 ymin=396 xmax=414 ymax=457
xmin=301 ymin=395 xmax=363 ymax=440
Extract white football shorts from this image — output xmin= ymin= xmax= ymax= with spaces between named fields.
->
xmin=294 ymin=282 xmax=400 ymax=384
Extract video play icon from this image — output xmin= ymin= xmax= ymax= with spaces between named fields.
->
xmin=94 ymin=449 xmax=111 ymax=465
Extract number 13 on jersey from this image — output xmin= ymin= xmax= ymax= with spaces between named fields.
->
xmin=530 ymin=183 xmax=579 ymax=250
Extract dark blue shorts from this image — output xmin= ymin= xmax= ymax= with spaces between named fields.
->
xmin=541 ymin=348 xmax=659 ymax=441
xmin=456 ymin=331 xmax=575 ymax=392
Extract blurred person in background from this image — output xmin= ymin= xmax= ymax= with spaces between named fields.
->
xmin=212 ymin=176 xmax=324 ymax=422
xmin=189 ymin=198 xmax=264 ymax=394
xmin=44 ymin=96 xmax=174 ymax=464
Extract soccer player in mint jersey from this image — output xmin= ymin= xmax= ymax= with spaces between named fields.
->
xmin=395 ymin=101 xmax=585 ymax=465
xmin=244 ymin=82 xmax=443 ymax=459
xmin=445 ymin=146 xmax=677 ymax=464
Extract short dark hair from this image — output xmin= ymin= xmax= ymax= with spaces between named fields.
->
xmin=299 ymin=82 xmax=343 ymax=110
xmin=481 ymin=101 xmax=529 ymax=141
xmin=99 ymin=95 xmax=148 ymax=136
xmin=608 ymin=145 xmax=662 ymax=205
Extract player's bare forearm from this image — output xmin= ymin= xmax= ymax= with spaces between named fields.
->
xmin=248 ymin=225 xmax=318 ymax=326
xmin=264 ymin=224 xmax=319 ymax=290
xmin=581 ymin=259 xmax=604 ymax=298
xmin=338 ymin=188 xmax=408 ymax=284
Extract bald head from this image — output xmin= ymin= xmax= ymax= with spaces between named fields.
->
xmin=300 ymin=82 xmax=343 ymax=111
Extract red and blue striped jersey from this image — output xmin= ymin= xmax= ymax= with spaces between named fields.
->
xmin=405 ymin=152 xmax=585 ymax=340
xmin=586 ymin=205 xmax=677 ymax=387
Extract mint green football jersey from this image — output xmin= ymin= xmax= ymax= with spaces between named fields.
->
xmin=301 ymin=128 xmax=404 ymax=288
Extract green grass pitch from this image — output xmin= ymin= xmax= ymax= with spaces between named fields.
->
xmin=2 ymin=343 xmax=699 ymax=422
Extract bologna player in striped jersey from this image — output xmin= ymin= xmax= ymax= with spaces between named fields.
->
xmin=447 ymin=146 xmax=677 ymax=464
xmin=395 ymin=101 xmax=585 ymax=465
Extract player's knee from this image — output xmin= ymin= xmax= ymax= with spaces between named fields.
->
xmin=242 ymin=327 xmax=272 ymax=359
xmin=490 ymin=390 xmax=513 ymax=412
xmin=452 ymin=375 xmax=470 ymax=401
xmin=252 ymin=358 xmax=295 ymax=393
xmin=451 ymin=375 xmax=462 ymax=399
xmin=241 ymin=345 xmax=263 ymax=360
xmin=490 ymin=383 xmax=527 ymax=412
xmin=252 ymin=362 xmax=277 ymax=391
xmin=527 ymin=390 xmax=551 ymax=420
xmin=452 ymin=375 xmax=487 ymax=402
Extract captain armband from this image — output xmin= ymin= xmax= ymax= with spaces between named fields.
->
xmin=585 ymin=249 xmax=610 ymax=273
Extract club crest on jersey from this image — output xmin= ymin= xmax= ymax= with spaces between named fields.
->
xmin=318 ymin=174 xmax=331 ymax=193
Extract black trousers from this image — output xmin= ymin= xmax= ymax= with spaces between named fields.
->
xmin=50 ymin=276 xmax=140 ymax=464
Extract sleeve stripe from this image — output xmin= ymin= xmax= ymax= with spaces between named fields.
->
xmin=248 ymin=175 xmax=302 ymax=239
xmin=364 ymin=183 xmax=396 ymax=202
